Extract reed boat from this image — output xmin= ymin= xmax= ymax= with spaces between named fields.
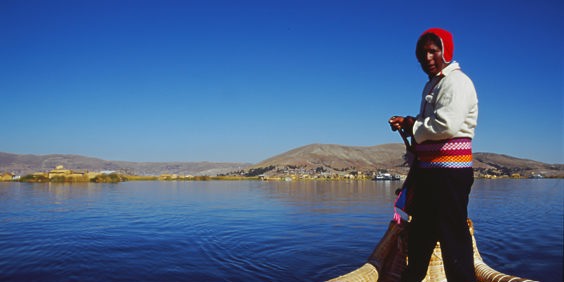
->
xmin=327 ymin=219 xmax=538 ymax=282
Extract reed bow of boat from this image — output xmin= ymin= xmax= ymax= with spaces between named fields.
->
xmin=327 ymin=219 xmax=538 ymax=282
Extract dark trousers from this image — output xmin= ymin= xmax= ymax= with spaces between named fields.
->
xmin=401 ymin=168 xmax=476 ymax=282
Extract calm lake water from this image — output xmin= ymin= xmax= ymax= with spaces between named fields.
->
xmin=0 ymin=179 xmax=562 ymax=282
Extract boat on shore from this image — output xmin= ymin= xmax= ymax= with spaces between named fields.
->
xmin=373 ymin=173 xmax=401 ymax=181
xmin=327 ymin=219 xmax=537 ymax=282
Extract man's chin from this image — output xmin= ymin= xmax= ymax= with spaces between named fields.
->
xmin=425 ymin=66 xmax=440 ymax=76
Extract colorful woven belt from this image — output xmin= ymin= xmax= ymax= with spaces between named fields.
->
xmin=414 ymin=138 xmax=473 ymax=168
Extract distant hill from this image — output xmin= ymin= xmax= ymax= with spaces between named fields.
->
xmin=472 ymin=153 xmax=564 ymax=177
xmin=250 ymin=143 xmax=564 ymax=178
xmin=0 ymin=152 xmax=250 ymax=176
xmin=1 ymin=145 xmax=562 ymax=178
xmin=253 ymin=143 xmax=406 ymax=170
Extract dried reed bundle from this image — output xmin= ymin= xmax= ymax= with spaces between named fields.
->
xmin=328 ymin=219 xmax=537 ymax=282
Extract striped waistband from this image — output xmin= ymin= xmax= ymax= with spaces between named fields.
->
xmin=414 ymin=138 xmax=472 ymax=168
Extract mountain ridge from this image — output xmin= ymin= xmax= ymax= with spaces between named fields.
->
xmin=251 ymin=143 xmax=564 ymax=178
xmin=254 ymin=143 xmax=406 ymax=170
xmin=1 ymin=143 xmax=562 ymax=178
xmin=0 ymin=152 xmax=251 ymax=176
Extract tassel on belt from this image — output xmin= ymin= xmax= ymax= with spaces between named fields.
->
xmin=415 ymin=138 xmax=473 ymax=168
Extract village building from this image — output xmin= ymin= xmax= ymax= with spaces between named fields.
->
xmin=1 ymin=172 xmax=15 ymax=181
xmin=48 ymin=165 xmax=89 ymax=180
xmin=48 ymin=165 xmax=72 ymax=179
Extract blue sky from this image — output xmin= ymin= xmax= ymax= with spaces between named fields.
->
xmin=1 ymin=0 xmax=563 ymax=164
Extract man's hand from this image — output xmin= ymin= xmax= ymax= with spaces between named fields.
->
xmin=389 ymin=116 xmax=404 ymax=131
xmin=388 ymin=116 xmax=415 ymax=134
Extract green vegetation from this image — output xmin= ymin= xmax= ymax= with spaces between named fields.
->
xmin=244 ymin=165 xmax=275 ymax=177
xmin=123 ymin=175 xmax=159 ymax=181
xmin=159 ymin=175 xmax=260 ymax=181
xmin=17 ymin=173 xmax=263 ymax=183
xmin=50 ymin=175 xmax=90 ymax=183
xmin=19 ymin=173 xmax=127 ymax=183
xmin=19 ymin=174 xmax=49 ymax=183
xmin=91 ymin=173 xmax=125 ymax=183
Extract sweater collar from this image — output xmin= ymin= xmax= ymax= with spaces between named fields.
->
xmin=437 ymin=61 xmax=460 ymax=77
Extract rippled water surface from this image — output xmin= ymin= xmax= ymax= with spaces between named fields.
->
xmin=0 ymin=179 xmax=562 ymax=281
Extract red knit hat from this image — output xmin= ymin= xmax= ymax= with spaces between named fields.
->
xmin=419 ymin=28 xmax=454 ymax=63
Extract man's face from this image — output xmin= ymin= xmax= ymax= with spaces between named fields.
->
xmin=417 ymin=40 xmax=446 ymax=77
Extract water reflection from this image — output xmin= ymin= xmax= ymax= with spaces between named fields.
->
xmin=260 ymin=180 xmax=400 ymax=205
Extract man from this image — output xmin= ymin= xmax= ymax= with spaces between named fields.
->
xmin=389 ymin=28 xmax=478 ymax=282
